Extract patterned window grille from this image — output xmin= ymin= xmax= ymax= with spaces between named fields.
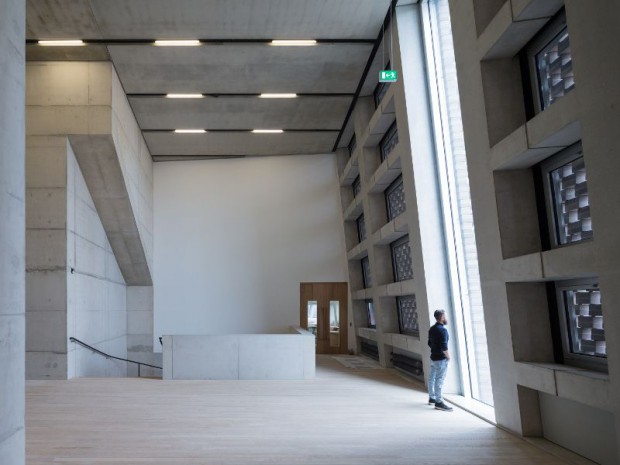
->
xmin=536 ymin=26 xmax=574 ymax=110
xmin=391 ymin=235 xmax=413 ymax=282
xmin=348 ymin=134 xmax=357 ymax=158
xmin=366 ymin=299 xmax=376 ymax=328
xmin=380 ymin=122 xmax=399 ymax=162
xmin=356 ymin=214 xmax=366 ymax=243
xmin=564 ymin=288 xmax=605 ymax=357
xmin=361 ymin=256 xmax=372 ymax=289
xmin=550 ymin=156 xmax=592 ymax=244
xmin=542 ymin=143 xmax=593 ymax=247
xmin=385 ymin=175 xmax=406 ymax=221
xmin=397 ymin=295 xmax=419 ymax=337
xmin=352 ymin=175 xmax=362 ymax=198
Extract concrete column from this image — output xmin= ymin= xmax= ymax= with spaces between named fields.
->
xmin=0 ymin=0 xmax=26 ymax=463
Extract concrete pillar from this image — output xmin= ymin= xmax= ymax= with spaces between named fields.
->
xmin=0 ymin=0 xmax=26 ymax=463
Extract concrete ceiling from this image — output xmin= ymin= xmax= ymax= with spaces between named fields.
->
xmin=26 ymin=0 xmax=392 ymax=159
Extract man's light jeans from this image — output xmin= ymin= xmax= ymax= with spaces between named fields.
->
xmin=428 ymin=359 xmax=448 ymax=402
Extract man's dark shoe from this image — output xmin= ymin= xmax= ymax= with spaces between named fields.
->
xmin=428 ymin=397 xmax=436 ymax=405
xmin=434 ymin=402 xmax=453 ymax=411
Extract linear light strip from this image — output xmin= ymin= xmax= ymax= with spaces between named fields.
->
xmin=259 ymin=93 xmax=298 ymax=99
xmin=270 ymin=39 xmax=317 ymax=46
xmin=166 ymin=94 xmax=204 ymax=99
xmin=174 ymin=129 xmax=207 ymax=134
xmin=252 ymin=129 xmax=284 ymax=133
xmin=38 ymin=39 xmax=85 ymax=46
xmin=154 ymin=39 xmax=201 ymax=46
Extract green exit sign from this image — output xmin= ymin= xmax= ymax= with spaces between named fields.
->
xmin=380 ymin=70 xmax=398 ymax=83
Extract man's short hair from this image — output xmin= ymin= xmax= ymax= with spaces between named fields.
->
xmin=434 ymin=309 xmax=446 ymax=320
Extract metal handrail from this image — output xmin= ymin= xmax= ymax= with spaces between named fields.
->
xmin=69 ymin=337 xmax=162 ymax=377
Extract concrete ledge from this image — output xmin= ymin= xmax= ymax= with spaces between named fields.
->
xmin=351 ymin=288 xmax=371 ymax=301
xmin=357 ymin=327 xmax=377 ymax=341
xmin=347 ymin=241 xmax=368 ymax=261
xmin=541 ymin=241 xmax=597 ymax=280
xmin=343 ymin=195 xmax=364 ymax=221
xmin=376 ymin=279 xmax=414 ymax=298
xmin=503 ymin=252 xmax=543 ymax=282
xmin=373 ymin=215 xmax=409 ymax=245
xmin=516 ymin=362 xmax=611 ymax=411
xmin=383 ymin=332 xmax=423 ymax=355
xmin=339 ymin=152 xmax=360 ymax=186
xmin=162 ymin=328 xmax=315 ymax=380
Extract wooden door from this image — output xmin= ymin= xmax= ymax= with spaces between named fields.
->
xmin=300 ymin=282 xmax=348 ymax=354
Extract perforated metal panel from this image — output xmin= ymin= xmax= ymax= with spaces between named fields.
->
xmin=397 ymin=295 xmax=419 ymax=336
xmin=391 ymin=236 xmax=413 ymax=282
xmin=550 ymin=156 xmax=592 ymax=244
xmin=536 ymin=27 xmax=574 ymax=109
xmin=385 ymin=175 xmax=406 ymax=220
xmin=564 ymin=288 xmax=605 ymax=357
xmin=380 ymin=122 xmax=399 ymax=162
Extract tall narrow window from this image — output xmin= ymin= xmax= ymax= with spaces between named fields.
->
xmin=385 ymin=175 xmax=406 ymax=221
xmin=361 ymin=256 xmax=372 ymax=289
xmin=525 ymin=10 xmax=574 ymax=113
xmin=397 ymin=295 xmax=419 ymax=337
xmin=348 ymin=134 xmax=357 ymax=158
xmin=356 ymin=214 xmax=367 ymax=243
xmin=556 ymin=280 xmax=606 ymax=370
xmin=352 ymin=175 xmax=362 ymax=198
xmin=422 ymin=0 xmax=493 ymax=405
xmin=366 ymin=299 xmax=376 ymax=329
xmin=390 ymin=235 xmax=413 ymax=282
xmin=541 ymin=143 xmax=593 ymax=247
xmin=380 ymin=122 xmax=399 ymax=162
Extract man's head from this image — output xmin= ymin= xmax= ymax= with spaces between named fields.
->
xmin=434 ymin=309 xmax=447 ymax=325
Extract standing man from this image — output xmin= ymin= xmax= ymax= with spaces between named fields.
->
xmin=427 ymin=309 xmax=453 ymax=411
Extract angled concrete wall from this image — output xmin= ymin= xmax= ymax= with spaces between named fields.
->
xmin=0 ymin=0 xmax=25 ymax=463
xmin=26 ymin=61 xmax=155 ymax=377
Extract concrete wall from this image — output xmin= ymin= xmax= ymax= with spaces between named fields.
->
xmin=26 ymin=138 xmax=128 ymax=379
xmin=66 ymin=144 xmax=127 ymax=377
xmin=25 ymin=136 xmax=68 ymax=378
xmin=162 ymin=328 xmax=315 ymax=380
xmin=449 ymin=0 xmax=620 ymax=461
xmin=153 ymin=154 xmax=348 ymax=343
xmin=0 ymin=0 xmax=25 ymax=462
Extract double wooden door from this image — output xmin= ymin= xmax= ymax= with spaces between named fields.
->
xmin=300 ymin=282 xmax=348 ymax=354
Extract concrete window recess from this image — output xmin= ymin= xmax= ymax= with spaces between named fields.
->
xmin=540 ymin=143 xmax=593 ymax=247
xmin=385 ymin=175 xmax=406 ymax=221
xmin=555 ymin=280 xmax=607 ymax=370
xmin=397 ymin=295 xmax=419 ymax=337
xmin=421 ymin=0 xmax=492 ymax=405
xmin=390 ymin=235 xmax=413 ymax=282
xmin=380 ymin=121 xmax=399 ymax=161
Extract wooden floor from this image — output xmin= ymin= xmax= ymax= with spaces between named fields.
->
xmin=26 ymin=355 xmax=572 ymax=465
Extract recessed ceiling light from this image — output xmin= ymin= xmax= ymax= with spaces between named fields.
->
xmin=259 ymin=93 xmax=298 ymax=99
xmin=166 ymin=94 xmax=204 ymax=99
xmin=174 ymin=129 xmax=206 ymax=134
xmin=252 ymin=129 xmax=284 ymax=134
xmin=270 ymin=40 xmax=317 ymax=46
xmin=154 ymin=40 xmax=200 ymax=46
xmin=38 ymin=39 xmax=85 ymax=46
